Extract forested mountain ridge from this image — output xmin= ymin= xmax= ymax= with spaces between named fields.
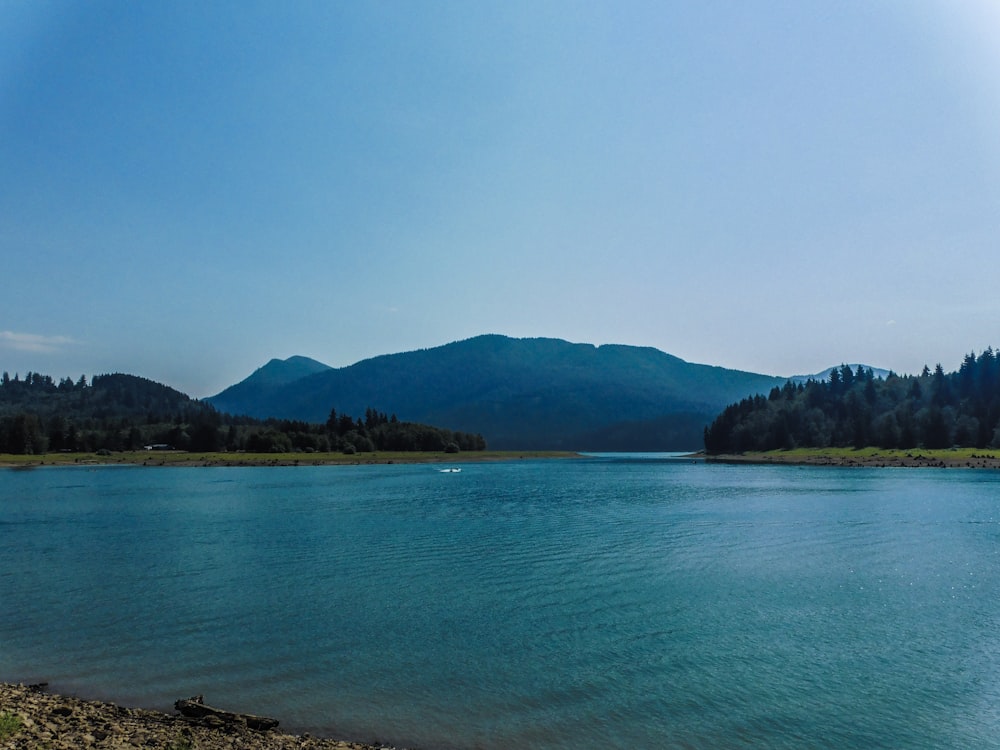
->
xmin=208 ymin=335 xmax=789 ymax=450
xmin=703 ymin=348 xmax=1000 ymax=453
xmin=0 ymin=371 xmax=484 ymax=455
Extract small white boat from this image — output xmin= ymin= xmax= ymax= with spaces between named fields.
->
xmin=439 ymin=467 xmax=462 ymax=473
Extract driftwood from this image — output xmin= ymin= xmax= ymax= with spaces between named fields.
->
xmin=174 ymin=695 xmax=279 ymax=731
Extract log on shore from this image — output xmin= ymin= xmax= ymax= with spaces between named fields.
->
xmin=174 ymin=695 xmax=280 ymax=731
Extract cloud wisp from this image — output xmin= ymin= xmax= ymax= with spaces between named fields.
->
xmin=0 ymin=330 xmax=77 ymax=353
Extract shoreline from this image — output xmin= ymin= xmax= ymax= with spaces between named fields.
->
xmin=0 ymin=682 xmax=400 ymax=750
xmin=7 ymin=448 xmax=1000 ymax=470
xmin=702 ymin=447 xmax=1000 ymax=469
xmin=0 ymin=449 xmax=581 ymax=469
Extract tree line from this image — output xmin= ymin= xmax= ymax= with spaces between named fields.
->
xmin=0 ymin=371 xmax=485 ymax=455
xmin=703 ymin=348 xmax=1000 ymax=453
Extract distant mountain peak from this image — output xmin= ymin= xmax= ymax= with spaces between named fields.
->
xmin=787 ymin=364 xmax=891 ymax=384
xmin=207 ymin=355 xmax=332 ymax=412
xmin=243 ymin=355 xmax=331 ymax=386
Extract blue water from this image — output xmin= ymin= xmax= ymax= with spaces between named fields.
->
xmin=2 ymin=456 xmax=1000 ymax=749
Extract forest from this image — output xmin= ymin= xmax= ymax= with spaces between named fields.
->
xmin=703 ymin=348 xmax=1000 ymax=454
xmin=0 ymin=371 xmax=486 ymax=455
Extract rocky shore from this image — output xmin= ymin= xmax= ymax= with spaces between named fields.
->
xmin=0 ymin=683 xmax=398 ymax=750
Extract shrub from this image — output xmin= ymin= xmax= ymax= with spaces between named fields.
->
xmin=0 ymin=712 xmax=22 ymax=740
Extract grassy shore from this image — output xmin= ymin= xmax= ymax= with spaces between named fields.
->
xmin=0 ymin=449 xmax=580 ymax=469
xmin=703 ymin=446 xmax=1000 ymax=469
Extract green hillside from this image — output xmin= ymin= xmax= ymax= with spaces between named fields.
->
xmin=0 ymin=372 xmax=218 ymax=453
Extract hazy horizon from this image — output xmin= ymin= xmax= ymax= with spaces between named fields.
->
xmin=4 ymin=2 xmax=999 ymax=397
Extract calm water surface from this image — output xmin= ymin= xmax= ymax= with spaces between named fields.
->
xmin=2 ymin=456 xmax=1000 ymax=749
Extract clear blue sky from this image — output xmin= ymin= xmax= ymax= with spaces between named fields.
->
xmin=3 ymin=1 xmax=999 ymax=397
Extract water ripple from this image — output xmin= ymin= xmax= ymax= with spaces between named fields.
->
xmin=2 ymin=461 xmax=1000 ymax=749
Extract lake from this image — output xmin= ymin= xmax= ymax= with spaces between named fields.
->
xmin=2 ymin=455 xmax=999 ymax=749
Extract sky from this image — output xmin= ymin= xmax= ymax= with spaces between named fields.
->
xmin=2 ymin=1 xmax=999 ymax=397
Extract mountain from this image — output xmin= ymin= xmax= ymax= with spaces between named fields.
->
xmin=207 ymin=335 xmax=788 ymax=450
xmin=788 ymin=364 xmax=891 ymax=384
xmin=209 ymin=355 xmax=331 ymax=417
xmin=243 ymin=355 xmax=332 ymax=386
